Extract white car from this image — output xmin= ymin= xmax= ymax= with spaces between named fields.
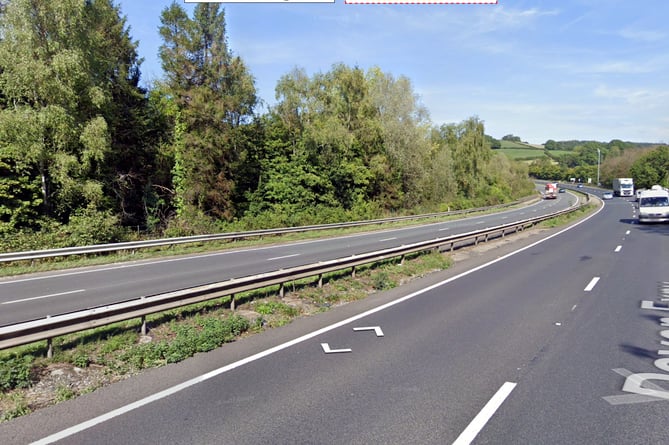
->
xmin=602 ymin=192 xmax=613 ymax=200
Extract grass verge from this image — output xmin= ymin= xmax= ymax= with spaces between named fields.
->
xmin=0 ymin=250 xmax=450 ymax=421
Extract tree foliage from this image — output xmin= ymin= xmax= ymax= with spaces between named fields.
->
xmin=0 ymin=2 xmax=537 ymax=247
xmin=159 ymin=2 xmax=257 ymax=223
xmin=0 ymin=0 xmax=156 ymax=235
xmin=629 ymin=146 xmax=669 ymax=189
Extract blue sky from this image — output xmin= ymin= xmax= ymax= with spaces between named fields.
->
xmin=117 ymin=0 xmax=669 ymax=144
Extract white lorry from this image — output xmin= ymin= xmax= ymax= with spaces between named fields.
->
xmin=638 ymin=186 xmax=669 ymax=223
xmin=612 ymin=178 xmax=634 ymax=197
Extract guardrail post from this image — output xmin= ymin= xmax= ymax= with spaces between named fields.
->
xmin=47 ymin=338 xmax=53 ymax=359
xmin=230 ymin=294 xmax=236 ymax=311
xmin=140 ymin=316 xmax=147 ymax=336
xmin=351 ymin=266 xmax=356 ymax=278
xmin=474 ymin=236 xmax=479 ymax=246
xmin=279 ymin=283 xmax=285 ymax=298
xmin=318 ymin=274 xmax=323 ymax=288
xmin=400 ymin=254 xmax=405 ymax=265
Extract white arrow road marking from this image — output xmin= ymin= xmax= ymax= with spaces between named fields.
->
xmin=603 ymin=368 xmax=669 ymax=405
xmin=353 ymin=326 xmax=384 ymax=337
xmin=2 ymin=289 xmax=86 ymax=305
xmin=320 ymin=343 xmax=352 ymax=354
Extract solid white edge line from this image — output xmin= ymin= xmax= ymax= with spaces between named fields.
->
xmin=584 ymin=277 xmax=600 ymax=292
xmin=31 ymin=203 xmax=604 ymax=444
xmin=452 ymin=382 xmax=517 ymax=445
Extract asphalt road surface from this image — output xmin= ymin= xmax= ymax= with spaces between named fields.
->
xmin=3 ymin=194 xmax=668 ymax=444
xmin=0 ymin=192 xmax=575 ymax=326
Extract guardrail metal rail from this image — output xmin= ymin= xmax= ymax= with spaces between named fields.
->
xmin=0 ymin=203 xmax=584 ymax=356
xmin=0 ymin=199 xmax=537 ymax=264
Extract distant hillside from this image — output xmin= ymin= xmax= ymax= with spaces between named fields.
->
xmin=500 ymin=140 xmax=544 ymax=150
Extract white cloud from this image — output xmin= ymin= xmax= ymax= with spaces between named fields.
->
xmin=593 ymin=85 xmax=669 ymax=106
xmin=477 ymin=6 xmax=560 ymax=33
xmin=618 ymin=27 xmax=667 ymax=43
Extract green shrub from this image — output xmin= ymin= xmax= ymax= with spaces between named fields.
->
xmin=71 ymin=353 xmax=90 ymax=368
xmin=371 ymin=270 xmax=395 ymax=290
xmin=0 ymin=355 xmax=34 ymax=391
xmin=254 ymin=301 xmax=298 ymax=317
xmin=0 ymin=393 xmax=31 ymax=421
xmin=65 ymin=208 xmax=125 ymax=246
xmin=117 ymin=315 xmax=250 ymax=369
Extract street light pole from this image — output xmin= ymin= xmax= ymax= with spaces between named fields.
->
xmin=597 ymin=148 xmax=601 ymax=186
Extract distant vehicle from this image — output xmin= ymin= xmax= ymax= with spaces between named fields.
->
xmin=577 ymin=184 xmax=584 ymax=188
xmin=602 ymin=191 xmax=613 ymax=200
xmin=559 ymin=188 xmax=566 ymax=193
xmin=612 ymin=178 xmax=634 ymax=197
xmin=638 ymin=187 xmax=669 ymax=223
xmin=544 ymin=182 xmax=558 ymax=199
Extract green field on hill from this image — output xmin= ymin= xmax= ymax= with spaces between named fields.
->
xmin=496 ymin=141 xmax=571 ymax=161
xmin=499 ymin=140 xmax=540 ymax=149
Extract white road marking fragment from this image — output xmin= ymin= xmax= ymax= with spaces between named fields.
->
xmin=31 ymin=203 xmax=604 ymax=445
xmin=452 ymin=382 xmax=517 ymax=445
xmin=626 ymin=230 xmax=631 ymax=235
xmin=438 ymin=227 xmax=449 ymax=232
xmin=584 ymin=277 xmax=600 ymax=292
xmin=603 ymin=369 xmax=669 ymax=405
xmin=571 ymin=304 xmax=578 ymax=312
xmin=378 ymin=237 xmax=397 ymax=242
xmin=353 ymin=326 xmax=384 ymax=337
xmin=266 ymin=254 xmax=300 ymax=261
xmin=2 ymin=289 xmax=85 ymax=305
xmin=614 ymin=245 xmax=622 ymax=252
xmin=320 ymin=343 xmax=352 ymax=354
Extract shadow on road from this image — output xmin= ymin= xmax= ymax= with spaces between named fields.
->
xmin=620 ymin=343 xmax=658 ymax=360
xmin=620 ymin=219 xmax=669 ymax=236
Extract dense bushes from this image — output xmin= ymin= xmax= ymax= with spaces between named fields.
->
xmin=0 ymin=209 xmax=129 ymax=253
xmin=119 ymin=315 xmax=250 ymax=369
xmin=0 ymin=355 xmax=33 ymax=391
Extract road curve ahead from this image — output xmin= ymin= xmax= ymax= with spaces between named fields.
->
xmin=3 ymin=196 xmax=667 ymax=444
xmin=0 ymin=192 xmax=576 ymax=326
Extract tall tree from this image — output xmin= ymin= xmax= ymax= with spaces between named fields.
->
xmin=159 ymin=2 xmax=257 ymax=222
xmin=367 ymin=68 xmax=432 ymax=208
xmin=0 ymin=0 xmax=150 ymax=230
xmin=629 ymin=146 xmax=669 ymax=188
